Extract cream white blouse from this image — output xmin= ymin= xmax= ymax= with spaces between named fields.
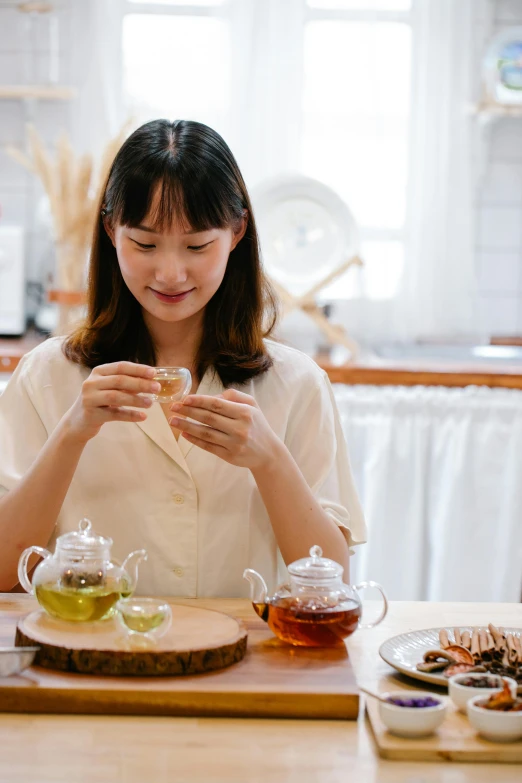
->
xmin=0 ymin=337 xmax=366 ymax=597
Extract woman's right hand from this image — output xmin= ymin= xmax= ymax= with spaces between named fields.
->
xmin=63 ymin=362 xmax=161 ymax=443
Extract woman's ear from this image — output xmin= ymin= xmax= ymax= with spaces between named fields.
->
xmin=230 ymin=210 xmax=248 ymax=252
xmin=101 ymin=208 xmax=116 ymax=247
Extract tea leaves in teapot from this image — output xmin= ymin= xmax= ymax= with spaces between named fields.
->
xmin=35 ymin=583 xmax=121 ymax=622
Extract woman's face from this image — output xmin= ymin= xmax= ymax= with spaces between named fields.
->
xmin=108 ymin=204 xmax=246 ymax=328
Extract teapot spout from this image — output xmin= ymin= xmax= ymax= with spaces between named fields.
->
xmin=121 ymin=549 xmax=147 ymax=595
xmin=243 ymin=568 xmax=269 ymax=621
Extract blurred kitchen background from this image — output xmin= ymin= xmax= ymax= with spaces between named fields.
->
xmin=1 ymin=0 xmax=522 ymax=602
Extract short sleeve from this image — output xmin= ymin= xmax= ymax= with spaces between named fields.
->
xmin=0 ymin=355 xmax=48 ymax=498
xmin=284 ymin=372 xmax=367 ymax=549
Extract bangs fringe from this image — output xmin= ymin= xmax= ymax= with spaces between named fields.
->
xmin=111 ymin=156 xmax=241 ymax=234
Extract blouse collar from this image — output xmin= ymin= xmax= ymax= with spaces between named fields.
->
xmin=136 ymin=366 xmax=224 ymax=475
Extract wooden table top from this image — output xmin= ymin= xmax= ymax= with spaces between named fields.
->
xmin=3 ymin=332 xmax=522 ymax=389
xmin=1 ymin=595 xmax=521 ymax=781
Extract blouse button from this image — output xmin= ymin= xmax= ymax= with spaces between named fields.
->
xmin=172 ymin=494 xmax=185 ymax=505
xmin=173 ymin=567 xmax=184 ymax=577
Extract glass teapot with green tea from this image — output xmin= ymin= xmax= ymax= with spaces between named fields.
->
xmin=243 ymin=545 xmax=388 ymax=647
xmin=18 ymin=518 xmax=147 ymax=622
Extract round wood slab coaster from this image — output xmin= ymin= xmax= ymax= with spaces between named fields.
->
xmin=15 ymin=604 xmax=248 ymax=676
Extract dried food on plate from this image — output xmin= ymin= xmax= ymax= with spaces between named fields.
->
xmin=416 ymin=625 xmax=522 ymax=685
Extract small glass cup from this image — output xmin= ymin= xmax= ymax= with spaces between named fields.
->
xmin=150 ymin=367 xmax=192 ymax=404
xmin=116 ymin=597 xmax=172 ymax=649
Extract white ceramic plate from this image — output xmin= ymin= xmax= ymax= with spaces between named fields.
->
xmin=379 ymin=627 xmax=522 ymax=688
xmin=251 ymin=174 xmax=360 ymax=296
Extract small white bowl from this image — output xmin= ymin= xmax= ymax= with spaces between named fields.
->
xmin=0 ymin=647 xmax=40 ymax=677
xmin=378 ymin=691 xmax=447 ymax=738
xmin=449 ymin=673 xmax=518 ymax=713
xmin=467 ymin=694 xmax=522 ymax=743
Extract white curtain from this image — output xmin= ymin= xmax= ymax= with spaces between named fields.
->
xmin=69 ymin=0 xmax=126 ymax=159
xmin=335 ymin=384 xmax=522 ymax=603
xmin=395 ymin=0 xmax=478 ymax=340
xmin=228 ymin=0 xmax=305 ymax=187
xmin=231 ymin=0 xmax=481 ymax=342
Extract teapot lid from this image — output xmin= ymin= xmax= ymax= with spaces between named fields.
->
xmin=56 ymin=518 xmax=112 ymax=557
xmin=288 ymin=545 xmax=344 ymax=581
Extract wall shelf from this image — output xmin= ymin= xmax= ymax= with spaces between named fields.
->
xmin=472 ymin=99 xmax=522 ymax=120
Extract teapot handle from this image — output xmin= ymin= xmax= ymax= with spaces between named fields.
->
xmin=17 ymin=546 xmax=51 ymax=595
xmin=354 ymin=581 xmax=388 ymax=629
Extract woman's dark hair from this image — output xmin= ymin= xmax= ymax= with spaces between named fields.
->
xmin=63 ymin=119 xmax=278 ymax=386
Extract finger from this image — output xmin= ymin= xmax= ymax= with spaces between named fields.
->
xmin=95 ymin=361 xmax=156 ymax=379
xmin=92 ymin=391 xmax=154 ymax=409
xmin=171 ymin=394 xmax=245 ymax=420
xmin=105 ymin=407 xmax=148 ymax=423
xmin=221 ymin=388 xmax=257 ymax=405
xmin=94 ymin=375 xmax=161 ymax=395
xmin=169 ymin=416 xmax=229 ymax=445
xmin=169 ymin=403 xmax=231 ymax=431
xmin=180 ymin=431 xmax=228 ymax=457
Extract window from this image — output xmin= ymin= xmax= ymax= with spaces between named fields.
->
xmin=303 ymin=0 xmax=411 ymax=299
xmin=122 ymin=1 xmax=230 ymax=137
xmin=122 ymin=0 xmax=412 ymax=300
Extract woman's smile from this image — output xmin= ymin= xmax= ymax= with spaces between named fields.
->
xmin=149 ymin=287 xmax=195 ymax=304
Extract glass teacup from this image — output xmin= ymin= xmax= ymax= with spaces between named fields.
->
xmin=116 ymin=597 xmax=172 ymax=649
xmin=150 ymin=367 xmax=192 ymax=403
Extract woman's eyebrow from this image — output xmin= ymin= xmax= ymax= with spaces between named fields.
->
xmin=134 ymin=224 xmax=157 ymax=233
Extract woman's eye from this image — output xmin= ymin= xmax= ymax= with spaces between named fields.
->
xmin=188 ymin=241 xmax=212 ymax=251
xmin=133 ymin=240 xmax=155 ymax=250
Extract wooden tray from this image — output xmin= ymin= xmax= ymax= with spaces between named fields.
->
xmin=15 ymin=605 xmax=247 ymax=676
xmin=366 ymin=698 xmax=522 ymax=763
xmin=0 ymin=599 xmax=359 ymax=720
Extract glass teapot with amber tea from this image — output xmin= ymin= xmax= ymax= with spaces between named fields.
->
xmin=18 ymin=518 xmax=147 ymax=623
xmin=243 ymin=545 xmax=388 ymax=647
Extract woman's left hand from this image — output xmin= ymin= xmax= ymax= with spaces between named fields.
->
xmin=169 ymin=389 xmax=282 ymax=469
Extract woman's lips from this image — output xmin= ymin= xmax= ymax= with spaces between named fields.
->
xmin=150 ymin=287 xmax=194 ymax=304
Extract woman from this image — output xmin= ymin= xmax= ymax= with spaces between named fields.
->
xmin=0 ymin=119 xmax=365 ymax=596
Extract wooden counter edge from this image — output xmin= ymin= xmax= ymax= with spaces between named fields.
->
xmin=320 ymin=363 xmax=522 ymax=389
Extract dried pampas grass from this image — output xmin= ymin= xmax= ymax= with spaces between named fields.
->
xmin=7 ymin=123 xmax=131 ymax=292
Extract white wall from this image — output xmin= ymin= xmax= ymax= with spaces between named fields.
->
xmin=475 ymin=0 xmax=522 ymax=338
xmin=0 ymin=0 xmax=73 ymax=314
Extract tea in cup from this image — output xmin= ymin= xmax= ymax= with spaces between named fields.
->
xmin=150 ymin=367 xmax=191 ymax=403
xmin=116 ymin=597 xmax=172 ymax=649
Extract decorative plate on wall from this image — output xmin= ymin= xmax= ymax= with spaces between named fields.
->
xmin=251 ymin=174 xmax=360 ymax=298
xmin=484 ymin=27 xmax=522 ymax=105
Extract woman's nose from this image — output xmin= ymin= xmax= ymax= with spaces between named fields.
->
xmin=154 ymin=254 xmax=188 ymax=284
